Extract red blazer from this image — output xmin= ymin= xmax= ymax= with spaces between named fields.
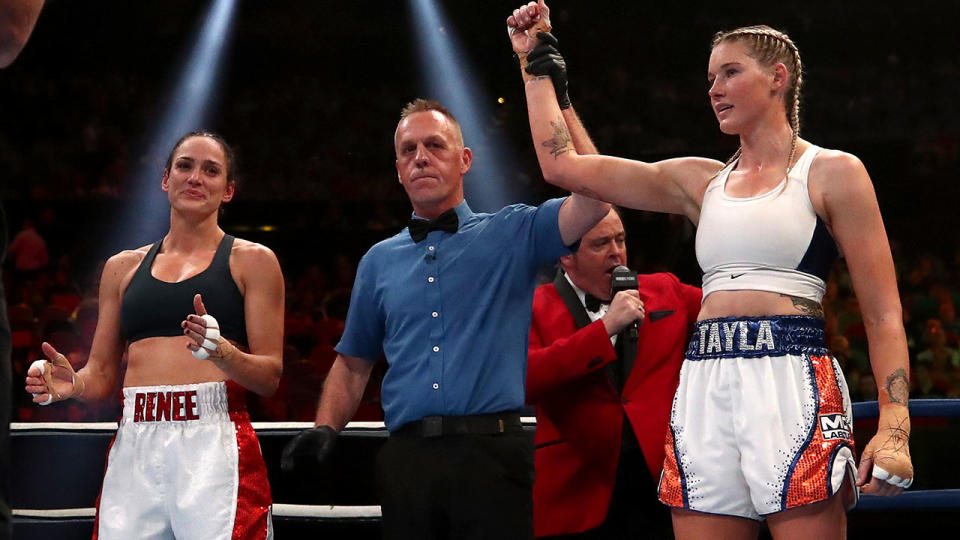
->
xmin=527 ymin=272 xmax=701 ymax=537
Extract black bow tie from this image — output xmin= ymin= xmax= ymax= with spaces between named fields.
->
xmin=584 ymin=293 xmax=609 ymax=313
xmin=409 ymin=209 xmax=459 ymax=243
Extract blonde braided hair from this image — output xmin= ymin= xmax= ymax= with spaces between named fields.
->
xmin=712 ymin=25 xmax=803 ymax=176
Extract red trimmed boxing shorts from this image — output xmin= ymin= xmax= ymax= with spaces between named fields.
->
xmin=94 ymin=380 xmax=273 ymax=539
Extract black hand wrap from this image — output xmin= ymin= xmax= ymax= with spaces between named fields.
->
xmin=524 ymin=32 xmax=571 ymax=110
xmin=280 ymin=425 xmax=338 ymax=473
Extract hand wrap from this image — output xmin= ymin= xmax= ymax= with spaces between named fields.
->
xmin=515 ymin=11 xmax=552 ymax=71
xmin=872 ymin=465 xmax=913 ymax=489
xmin=191 ymin=313 xmax=224 ymax=361
xmin=29 ymin=354 xmax=83 ymax=406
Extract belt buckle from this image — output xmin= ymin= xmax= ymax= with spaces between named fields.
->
xmin=421 ymin=416 xmax=443 ymax=438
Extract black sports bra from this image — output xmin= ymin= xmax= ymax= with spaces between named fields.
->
xmin=120 ymin=235 xmax=248 ymax=346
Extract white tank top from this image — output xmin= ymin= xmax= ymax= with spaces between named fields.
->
xmin=696 ymin=144 xmax=838 ymax=303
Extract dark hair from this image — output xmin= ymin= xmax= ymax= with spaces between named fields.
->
xmin=164 ymin=130 xmax=238 ymax=186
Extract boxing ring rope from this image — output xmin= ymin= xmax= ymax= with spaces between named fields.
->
xmin=12 ymin=505 xmax=384 ymax=520
xmin=851 ymin=399 xmax=960 ymax=419
xmin=850 ymin=399 xmax=960 ymax=510
xmin=9 ymin=399 xmax=960 ymax=533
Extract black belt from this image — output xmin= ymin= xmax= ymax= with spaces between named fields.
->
xmin=391 ymin=411 xmax=522 ymax=438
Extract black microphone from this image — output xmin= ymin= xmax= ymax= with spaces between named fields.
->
xmin=611 ymin=265 xmax=639 ymax=341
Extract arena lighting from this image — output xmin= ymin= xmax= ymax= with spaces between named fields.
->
xmin=111 ymin=0 xmax=237 ymax=252
xmin=408 ymin=0 xmax=528 ymax=212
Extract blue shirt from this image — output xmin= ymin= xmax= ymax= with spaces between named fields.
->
xmin=336 ymin=198 xmax=573 ymax=431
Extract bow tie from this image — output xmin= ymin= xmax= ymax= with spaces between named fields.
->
xmin=409 ymin=209 xmax=459 ymax=243
xmin=584 ymin=293 xmax=609 ymax=313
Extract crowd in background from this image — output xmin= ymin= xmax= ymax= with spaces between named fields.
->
xmin=2 ymin=0 xmax=959 ymax=422
xmin=5 ymin=207 xmax=960 ymax=423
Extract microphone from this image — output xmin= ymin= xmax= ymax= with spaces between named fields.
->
xmin=611 ymin=265 xmax=639 ymax=341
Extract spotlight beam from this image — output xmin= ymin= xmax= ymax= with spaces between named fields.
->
xmin=115 ymin=0 xmax=237 ymax=251
xmin=408 ymin=0 xmax=528 ymax=212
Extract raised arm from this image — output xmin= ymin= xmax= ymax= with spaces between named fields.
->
xmin=507 ymin=0 xmax=717 ymax=221
xmin=514 ymin=13 xmax=608 ymax=243
xmin=555 ymin=105 xmax=611 ymax=245
xmin=813 ymin=151 xmax=913 ymax=494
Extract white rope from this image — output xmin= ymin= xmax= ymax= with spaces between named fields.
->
xmin=272 ymin=504 xmax=382 ymax=518
xmin=11 ymin=422 xmax=118 ymax=431
xmin=13 ymin=508 xmax=96 ymax=518
xmin=12 ymin=418 xmax=539 ymax=432
xmin=13 ymin=505 xmax=383 ymax=519
xmin=251 ymin=421 xmax=386 ymax=431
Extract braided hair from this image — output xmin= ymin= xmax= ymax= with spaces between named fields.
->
xmin=712 ymin=25 xmax=803 ymax=176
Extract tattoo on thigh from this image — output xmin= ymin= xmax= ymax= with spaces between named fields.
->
xmin=885 ymin=368 xmax=910 ymax=406
xmin=542 ymin=118 xmax=572 ymax=158
xmin=782 ymin=295 xmax=825 ymax=317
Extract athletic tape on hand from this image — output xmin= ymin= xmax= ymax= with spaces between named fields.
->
xmin=191 ymin=314 xmax=221 ymax=360
xmin=872 ymin=465 xmax=913 ymax=488
xmin=29 ymin=359 xmax=55 ymax=406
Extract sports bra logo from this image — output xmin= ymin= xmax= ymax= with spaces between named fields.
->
xmin=730 ymin=273 xmax=746 ymax=279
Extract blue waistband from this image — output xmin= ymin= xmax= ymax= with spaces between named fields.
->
xmin=685 ymin=315 xmax=827 ymax=360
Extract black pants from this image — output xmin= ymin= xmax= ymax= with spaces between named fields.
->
xmin=376 ymin=428 xmax=534 ymax=540
xmin=542 ymin=419 xmax=673 ymax=540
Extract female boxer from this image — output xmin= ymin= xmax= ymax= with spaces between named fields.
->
xmin=508 ymin=2 xmax=912 ymax=538
xmin=26 ymin=131 xmax=282 ymax=539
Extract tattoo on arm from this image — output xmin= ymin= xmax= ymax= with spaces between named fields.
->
xmin=782 ymin=295 xmax=825 ymax=317
xmin=541 ymin=118 xmax=573 ymax=158
xmin=885 ymin=368 xmax=910 ymax=406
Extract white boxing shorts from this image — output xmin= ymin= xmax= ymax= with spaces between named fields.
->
xmin=658 ymin=316 xmax=857 ymax=520
xmin=94 ymin=381 xmax=273 ymax=539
